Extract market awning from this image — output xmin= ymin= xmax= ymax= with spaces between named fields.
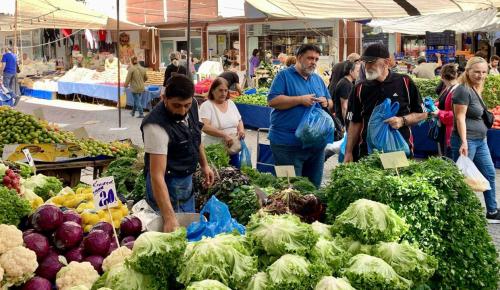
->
xmin=367 ymin=8 xmax=499 ymax=34
xmin=245 ymin=0 xmax=500 ymax=19
xmin=0 ymin=0 xmax=147 ymax=31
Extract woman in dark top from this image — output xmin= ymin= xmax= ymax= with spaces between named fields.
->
xmin=163 ymin=52 xmax=187 ymax=86
xmin=452 ymin=56 xmax=498 ymax=221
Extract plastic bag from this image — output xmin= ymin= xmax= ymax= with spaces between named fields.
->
xmin=295 ymin=103 xmax=335 ymax=149
xmin=366 ymin=98 xmax=410 ymax=156
xmin=456 ymin=155 xmax=492 ymax=192
xmin=338 ymin=133 xmax=347 ymax=163
xmin=240 ymin=139 xmax=252 ymax=168
xmin=186 ymin=195 xmax=245 ymax=242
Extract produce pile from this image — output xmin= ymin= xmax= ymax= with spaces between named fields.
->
xmin=145 ymin=71 xmax=164 ymax=86
xmin=491 ymin=105 xmax=500 ymax=129
xmin=234 ymin=88 xmax=269 ymax=107
xmin=0 ymin=107 xmax=137 ymax=158
xmin=325 ymin=154 xmax=500 ymax=289
xmin=103 ymin=156 xmax=145 ymax=203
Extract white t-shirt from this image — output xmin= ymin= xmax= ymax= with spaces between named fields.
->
xmin=199 ymin=100 xmax=241 ymax=145
xmin=143 ymin=124 xmax=170 ymax=155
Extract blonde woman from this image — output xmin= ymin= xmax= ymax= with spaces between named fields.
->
xmin=452 ymin=57 xmax=498 ymax=221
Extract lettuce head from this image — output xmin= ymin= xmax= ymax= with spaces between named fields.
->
xmin=314 ymin=276 xmax=355 ymax=290
xmin=186 ymin=280 xmax=231 ymax=290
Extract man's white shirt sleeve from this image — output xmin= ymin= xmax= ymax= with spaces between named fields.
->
xmin=143 ymin=124 xmax=169 ymax=155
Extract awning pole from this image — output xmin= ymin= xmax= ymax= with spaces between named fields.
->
xmin=186 ymin=0 xmax=191 ymax=77
xmin=117 ymin=0 xmax=122 ymax=128
xmin=14 ymin=0 xmax=18 ymax=52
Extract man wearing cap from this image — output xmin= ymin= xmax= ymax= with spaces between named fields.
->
xmin=344 ymin=43 xmax=427 ymax=163
xmin=413 ymin=53 xmax=442 ymax=80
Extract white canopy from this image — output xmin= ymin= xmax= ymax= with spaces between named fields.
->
xmin=245 ymin=0 xmax=500 ymax=19
xmin=367 ymin=8 xmax=498 ymax=35
xmin=0 ymin=0 xmax=146 ymax=31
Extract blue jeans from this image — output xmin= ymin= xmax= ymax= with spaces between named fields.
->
xmin=145 ymin=172 xmax=195 ymax=213
xmin=451 ymin=135 xmax=497 ymax=213
xmin=3 ymin=73 xmax=16 ymax=101
xmin=270 ymin=144 xmax=325 ymax=188
xmin=131 ymin=92 xmax=144 ymax=116
xmin=229 ymin=153 xmax=241 ymax=169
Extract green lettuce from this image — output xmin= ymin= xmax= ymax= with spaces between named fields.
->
xmin=246 ymin=272 xmax=269 ymax=290
xmin=267 ymin=254 xmax=322 ymax=290
xmin=309 ymin=238 xmax=349 ymax=276
xmin=342 ymin=254 xmax=412 ymax=290
xmin=311 ymin=221 xmax=333 ymax=239
xmin=91 ymin=264 xmax=158 ymax=290
xmin=23 ymin=174 xmax=63 ymax=201
xmin=332 ymin=199 xmax=408 ymax=244
xmin=247 ymin=213 xmax=318 ymax=257
xmin=177 ymin=234 xmax=257 ymax=289
xmin=334 ymin=236 xmax=373 ymax=256
xmin=314 ymin=276 xmax=355 ymax=290
xmin=186 ymin=280 xmax=231 ymax=290
xmin=373 ymin=241 xmax=437 ymax=284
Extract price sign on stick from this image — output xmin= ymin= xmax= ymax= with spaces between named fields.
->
xmin=274 ymin=165 xmax=296 ymax=186
xmin=22 ymin=148 xmax=35 ymax=167
xmin=92 ymin=176 xmax=118 ymax=210
xmin=379 ymin=151 xmax=409 ymax=176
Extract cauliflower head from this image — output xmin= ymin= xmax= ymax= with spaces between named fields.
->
xmin=102 ymin=246 xmax=132 ymax=272
xmin=0 ymin=246 xmax=38 ymax=286
xmin=0 ymin=224 xmax=23 ymax=254
xmin=56 ymin=261 xmax=99 ymax=290
xmin=0 ymin=265 xmax=4 ymax=281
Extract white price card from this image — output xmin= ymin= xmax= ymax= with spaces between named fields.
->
xmin=274 ymin=165 xmax=296 ymax=178
xmin=92 ymin=176 xmax=118 ymax=210
xmin=380 ymin=151 xmax=409 ymax=169
xmin=22 ymin=148 xmax=35 ymax=167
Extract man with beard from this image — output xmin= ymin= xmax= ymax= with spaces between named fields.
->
xmin=141 ymin=74 xmax=214 ymax=232
xmin=344 ymin=43 xmax=427 ymax=162
xmin=267 ymin=44 xmax=332 ymax=188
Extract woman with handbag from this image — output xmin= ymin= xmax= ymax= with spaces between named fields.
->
xmin=452 ymin=56 xmax=498 ymax=221
xmin=200 ymin=77 xmax=245 ymax=168
xmin=430 ymin=64 xmax=459 ymax=157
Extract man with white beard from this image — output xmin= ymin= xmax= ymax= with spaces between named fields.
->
xmin=344 ymin=43 xmax=427 ymax=162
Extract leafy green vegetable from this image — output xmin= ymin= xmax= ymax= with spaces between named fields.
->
xmin=246 ymin=272 xmax=269 ymax=290
xmin=178 ymin=234 xmax=257 ymax=289
xmin=103 ymin=157 xmax=140 ymax=199
xmin=130 ymin=170 xmax=146 ymax=202
xmin=186 ymin=280 xmax=231 ymax=290
xmin=234 ymin=94 xmax=268 ymax=107
xmin=91 ymin=264 xmax=158 ymax=290
xmin=267 ymin=254 xmax=323 ymax=290
xmin=227 ymin=185 xmax=262 ymax=225
xmin=0 ymin=186 xmax=31 ymax=226
xmin=314 ymin=276 xmax=355 ymax=290
xmin=247 ymin=213 xmax=319 ymax=257
xmin=332 ymin=199 xmax=408 ymax=244
xmin=412 ymin=77 xmax=440 ymax=100
xmin=483 ymin=75 xmax=500 ymax=109
xmin=23 ymin=174 xmax=63 ymax=201
xmin=334 ymin=236 xmax=373 ymax=256
xmin=373 ymin=241 xmax=437 ymax=284
xmin=311 ymin=221 xmax=333 ymax=239
xmin=205 ymin=144 xmax=230 ymax=169
xmin=342 ymin=254 xmax=412 ymax=290
xmin=126 ymin=229 xmax=187 ymax=288
xmin=309 ymin=237 xmax=349 ymax=276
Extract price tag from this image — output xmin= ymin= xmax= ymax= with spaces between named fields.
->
xmin=92 ymin=176 xmax=118 ymax=210
xmin=73 ymin=127 xmax=89 ymax=139
xmin=274 ymin=165 xmax=296 ymax=178
xmin=33 ymin=108 xmax=45 ymax=120
xmin=380 ymin=151 xmax=409 ymax=169
xmin=22 ymin=148 xmax=35 ymax=167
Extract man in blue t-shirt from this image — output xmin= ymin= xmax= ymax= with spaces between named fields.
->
xmin=267 ymin=44 xmax=332 ymax=188
xmin=1 ymin=47 xmax=18 ymax=104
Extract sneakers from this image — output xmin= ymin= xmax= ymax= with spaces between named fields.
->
xmin=486 ymin=211 xmax=500 ymax=224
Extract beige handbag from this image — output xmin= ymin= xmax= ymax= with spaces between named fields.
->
xmin=211 ymin=101 xmax=241 ymax=154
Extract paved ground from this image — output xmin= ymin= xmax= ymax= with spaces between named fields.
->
xmin=11 ymin=96 xmax=500 ymax=250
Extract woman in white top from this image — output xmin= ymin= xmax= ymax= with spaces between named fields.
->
xmin=199 ymin=77 xmax=245 ymax=167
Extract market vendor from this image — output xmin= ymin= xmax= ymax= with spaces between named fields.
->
xmin=141 ymin=74 xmax=214 ymax=232
xmin=105 ymin=54 xmax=119 ymax=70
xmin=219 ymin=71 xmax=242 ymax=95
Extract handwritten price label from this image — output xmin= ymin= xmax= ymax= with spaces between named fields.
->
xmin=92 ymin=176 xmax=118 ymax=210
xmin=22 ymin=149 xmax=35 ymax=167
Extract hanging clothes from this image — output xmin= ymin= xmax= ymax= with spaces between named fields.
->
xmin=91 ymin=30 xmax=99 ymax=50
xmin=105 ymin=30 xmax=113 ymax=44
xmin=84 ymin=29 xmax=95 ymax=50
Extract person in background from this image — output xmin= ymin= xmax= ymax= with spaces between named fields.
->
xmin=249 ymin=49 xmax=260 ymax=78
xmin=413 ymin=53 xmax=442 ymax=79
xmin=163 ymin=52 xmax=187 ymax=86
xmin=222 ymin=49 xmax=230 ymax=68
xmin=219 ymin=70 xmax=242 ymax=95
xmin=451 ymin=56 xmax=498 ymax=221
xmin=334 ymin=60 xmax=360 ymax=126
xmin=124 ymin=56 xmax=148 ymax=118
xmin=1 ymin=47 xmax=18 ymax=105
xmin=488 ymin=55 xmax=499 ymax=75
xmin=267 ymin=44 xmax=332 ymax=188
xmin=104 ymin=54 xmax=118 ymax=70
xmin=141 ymin=74 xmax=214 ymax=232
xmin=199 ymin=77 xmax=245 ymax=168
xmin=285 ymin=56 xmax=297 ymax=67
xmin=328 ymin=53 xmax=360 ymax=99
xmin=432 ymin=64 xmax=459 ymax=157
xmin=21 ymin=53 xmax=32 ymax=65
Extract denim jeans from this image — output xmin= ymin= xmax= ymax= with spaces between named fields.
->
xmin=145 ymin=172 xmax=195 ymax=213
xmin=131 ymin=92 xmax=144 ymax=116
xmin=3 ymin=73 xmax=17 ymax=101
xmin=270 ymin=144 xmax=325 ymax=188
xmin=451 ymin=135 xmax=497 ymax=213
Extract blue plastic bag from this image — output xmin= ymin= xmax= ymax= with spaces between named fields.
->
xmin=186 ymin=196 xmax=245 ymax=242
xmin=295 ymin=103 xmax=335 ymax=149
xmin=366 ymin=98 xmax=410 ymax=156
xmin=240 ymin=139 xmax=252 ymax=168
xmin=338 ymin=133 xmax=347 ymax=163
xmin=423 ymin=96 xmax=437 ymax=113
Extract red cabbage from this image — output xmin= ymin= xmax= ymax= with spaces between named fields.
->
xmin=65 ymin=247 xmax=85 ymax=262
xmin=23 ymin=229 xmax=37 ymax=238
xmin=53 ymin=221 xmax=83 ymax=251
xmin=91 ymin=222 xmax=114 ymax=238
xmin=120 ymin=216 xmax=142 ymax=238
xmin=84 ymin=229 xmax=111 ymax=256
xmin=62 ymin=210 xmax=82 ymax=225
xmin=32 ymin=205 xmax=63 ymax=232
xmin=21 ymin=276 xmax=52 ymax=290
xmin=84 ymin=255 xmax=104 ymax=274
xmin=23 ymin=233 xmax=49 ymax=260
xmin=36 ymin=253 xmax=63 ymax=281
xmin=107 ymin=239 xmax=118 ymax=256
xmin=120 ymin=236 xmax=136 ymax=246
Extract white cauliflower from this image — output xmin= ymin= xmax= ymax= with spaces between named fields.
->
xmin=0 ymin=224 xmax=23 ymax=254
xmin=102 ymin=246 xmax=132 ymax=272
xmin=0 ymin=246 xmax=38 ymax=286
xmin=56 ymin=261 xmax=99 ymax=290
xmin=0 ymin=265 xmax=4 ymax=281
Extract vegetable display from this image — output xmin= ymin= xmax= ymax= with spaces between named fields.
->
xmin=103 ymin=157 xmax=143 ymax=202
xmin=314 ymin=276 xmax=355 ymax=290
xmin=0 ymin=186 xmax=31 ymax=226
xmin=204 ymin=144 xmax=230 ymax=169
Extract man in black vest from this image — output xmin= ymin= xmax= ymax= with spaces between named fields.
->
xmin=141 ymin=74 xmax=214 ymax=232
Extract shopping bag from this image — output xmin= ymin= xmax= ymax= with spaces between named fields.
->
xmin=295 ymin=103 xmax=335 ymax=149
xmin=456 ymin=155 xmax=491 ymax=192
xmin=240 ymin=139 xmax=252 ymax=168
xmin=186 ymin=195 xmax=245 ymax=242
xmin=338 ymin=133 xmax=347 ymax=163
xmin=366 ymin=98 xmax=410 ymax=156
